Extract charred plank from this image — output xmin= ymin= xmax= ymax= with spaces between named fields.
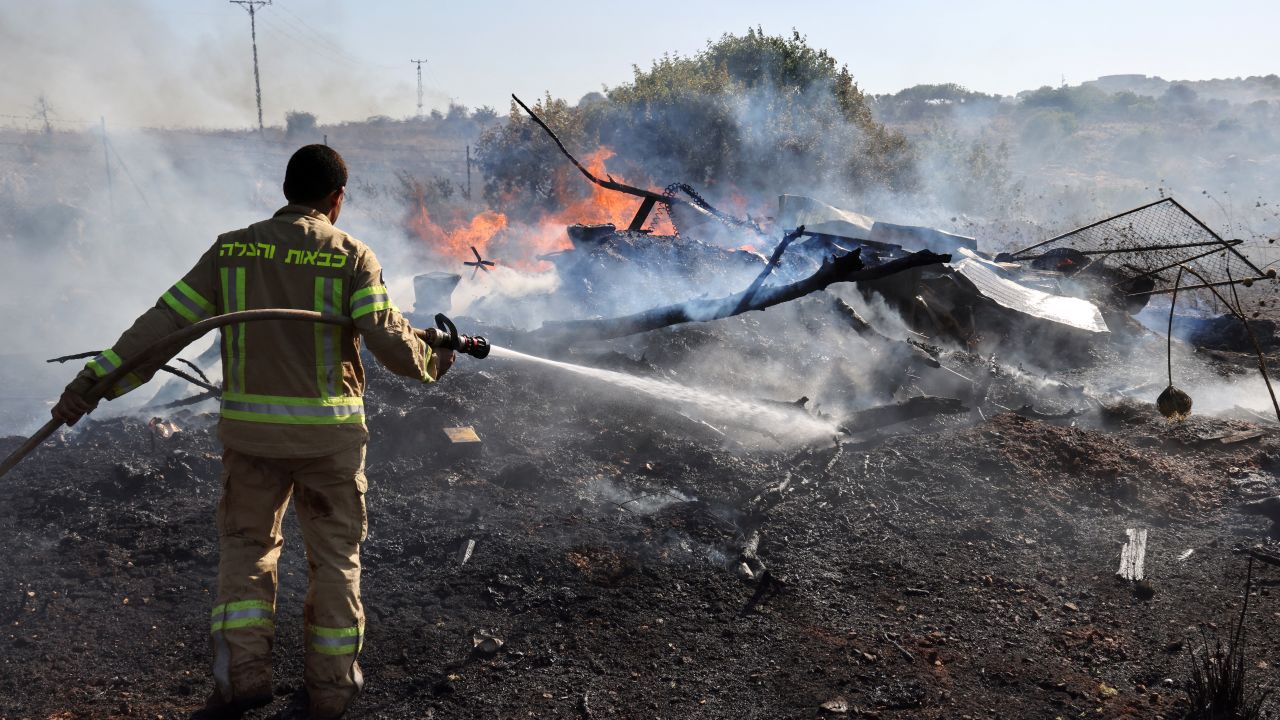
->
xmin=839 ymin=396 xmax=967 ymax=434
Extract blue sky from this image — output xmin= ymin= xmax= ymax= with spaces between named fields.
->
xmin=4 ymin=0 xmax=1277 ymax=128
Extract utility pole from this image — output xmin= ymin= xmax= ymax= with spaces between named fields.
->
xmin=231 ymin=0 xmax=271 ymax=131
xmin=410 ymin=59 xmax=427 ymax=118
xmin=35 ymin=95 xmax=53 ymax=135
xmin=465 ymin=144 xmax=472 ymax=200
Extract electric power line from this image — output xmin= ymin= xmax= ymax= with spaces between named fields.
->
xmin=0 ymin=113 xmax=87 ymax=126
xmin=270 ymin=4 xmax=397 ymax=69
xmin=102 ymin=134 xmax=153 ymax=211
xmin=257 ymin=16 xmax=361 ymax=70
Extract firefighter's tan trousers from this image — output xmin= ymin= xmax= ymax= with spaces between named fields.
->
xmin=210 ymin=444 xmax=367 ymax=713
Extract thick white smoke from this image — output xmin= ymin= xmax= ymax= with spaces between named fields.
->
xmin=0 ymin=0 xmax=411 ymax=129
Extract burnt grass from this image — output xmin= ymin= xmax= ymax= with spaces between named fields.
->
xmin=3 ymin=316 xmax=1280 ymax=719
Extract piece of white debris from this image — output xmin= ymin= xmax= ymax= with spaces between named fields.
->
xmin=1117 ymin=528 xmax=1148 ymax=581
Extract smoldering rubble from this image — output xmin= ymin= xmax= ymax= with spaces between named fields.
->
xmin=6 ymin=144 xmax=1280 ymax=720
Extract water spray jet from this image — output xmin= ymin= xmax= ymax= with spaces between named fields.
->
xmin=486 ymin=345 xmax=840 ymax=443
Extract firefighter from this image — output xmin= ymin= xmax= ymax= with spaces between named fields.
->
xmin=52 ymin=144 xmax=450 ymax=719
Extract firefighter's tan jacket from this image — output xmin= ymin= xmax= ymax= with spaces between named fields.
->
xmin=66 ymin=205 xmax=436 ymax=458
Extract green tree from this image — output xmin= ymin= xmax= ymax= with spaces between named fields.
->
xmin=476 ymin=28 xmax=915 ymax=214
xmin=475 ymin=94 xmax=590 ymax=216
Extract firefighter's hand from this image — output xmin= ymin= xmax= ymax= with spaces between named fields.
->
xmin=435 ymin=349 xmax=456 ymax=379
xmin=52 ymin=390 xmax=97 ymax=426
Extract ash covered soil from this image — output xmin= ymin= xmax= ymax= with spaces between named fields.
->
xmin=3 ymin=306 xmax=1280 ymax=719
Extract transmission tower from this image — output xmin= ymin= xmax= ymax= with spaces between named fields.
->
xmin=410 ymin=59 xmax=427 ymax=118
xmin=231 ymin=0 xmax=272 ymax=131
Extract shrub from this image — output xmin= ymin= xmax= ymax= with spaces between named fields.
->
xmin=475 ymin=28 xmax=916 ymax=212
xmin=284 ymin=111 xmax=317 ymax=138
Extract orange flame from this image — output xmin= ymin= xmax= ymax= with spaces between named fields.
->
xmin=410 ymin=205 xmax=508 ymax=261
xmin=409 ymin=146 xmax=674 ymax=270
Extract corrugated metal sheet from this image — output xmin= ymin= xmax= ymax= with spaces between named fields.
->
xmin=868 ymin=222 xmax=977 ymax=255
xmin=952 ymin=248 xmax=1109 ymax=333
xmin=776 ymin=195 xmax=874 ymax=240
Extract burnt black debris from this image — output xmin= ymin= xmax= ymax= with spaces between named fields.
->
xmin=6 ymin=338 xmax=1280 ymax=718
xmin=6 ymin=188 xmax=1280 ymax=719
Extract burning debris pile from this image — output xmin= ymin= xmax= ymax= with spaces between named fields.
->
xmin=6 ymin=106 xmax=1280 ymax=720
xmin=545 ymin=224 xmax=766 ymax=315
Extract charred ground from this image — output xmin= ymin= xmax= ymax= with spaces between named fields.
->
xmin=3 ymin=307 xmax=1279 ymax=719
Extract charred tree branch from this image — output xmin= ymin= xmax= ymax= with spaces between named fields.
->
xmin=839 ymin=396 xmax=968 ymax=435
xmin=47 ymin=352 xmax=221 ymax=395
xmin=149 ymin=389 xmax=220 ymax=411
xmin=512 ymin=94 xmax=668 ymax=203
xmin=540 ymin=249 xmax=951 ymax=341
xmin=174 ymin=357 xmax=213 ymax=385
xmin=732 ymin=225 xmax=805 ymax=315
xmin=511 ymin=94 xmax=717 ymax=223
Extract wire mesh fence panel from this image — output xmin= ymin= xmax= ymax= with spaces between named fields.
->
xmin=1010 ymin=198 xmax=1269 ymax=313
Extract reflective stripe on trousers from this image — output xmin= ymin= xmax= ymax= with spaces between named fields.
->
xmin=308 ymin=624 xmax=362 ymax=655
xmin=211 ymin=600 xmax=275 ymax=632
xmin=210 ymin=600 xmax=274 ymax=698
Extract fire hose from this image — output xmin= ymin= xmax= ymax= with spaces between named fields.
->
xmin=0 ymin=309 xmax=489 ymax=480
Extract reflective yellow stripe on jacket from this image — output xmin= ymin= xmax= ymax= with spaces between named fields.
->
xmin=220 ymin=267 xmax=247 ymax=394
xmin=84 ymin=349 xmax=144 ymax=399
xmin=350 ymin=284 xmax=394 ymax=319
xmin=220 ymin=392 xmax=365 ymax=425
xmin=161 ymin=280 xmax=216 ymax=325
xmin=314 ymin=277 xmax=344 ymax=397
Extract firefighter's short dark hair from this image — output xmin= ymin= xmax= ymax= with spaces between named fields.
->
xmin=283 ymin=144 xmax=348 ymax=203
